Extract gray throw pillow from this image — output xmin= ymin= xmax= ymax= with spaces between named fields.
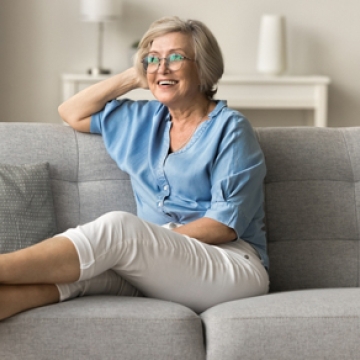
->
xmin=0 ymin=163 xmax=57 ymax=253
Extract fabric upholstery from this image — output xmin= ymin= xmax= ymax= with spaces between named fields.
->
xmin=202 ymin=288 xmax=360 ymax=360
xmin=256 ymin=127 xmax=360 ymax=292
xmin=2 ymin=123 xmax=360 ymax=360
xmin=0 ymin=123 xmax=137 ymax=233
xmin=0 ymin=296 xmax=205 ymax=360
xmin=0 ymin=162 xmax=57 ymax=253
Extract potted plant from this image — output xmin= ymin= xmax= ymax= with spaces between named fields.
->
xmin=129 ymin=40 xmax=140 ymax=67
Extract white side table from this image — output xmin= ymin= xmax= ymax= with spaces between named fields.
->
xmin=61 ymin=73 xmax=156 ymax=102
xmin=61 ymin=74 xmax=330 ymax=127
xmin=217 ymin=75 xmax=330 ymax=127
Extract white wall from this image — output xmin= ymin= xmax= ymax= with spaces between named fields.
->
xmin=0 ymin=0 xmax=359 ymax=127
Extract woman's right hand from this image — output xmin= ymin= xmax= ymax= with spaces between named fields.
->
xmin=131 ymin=66 xmax=149 ymax=90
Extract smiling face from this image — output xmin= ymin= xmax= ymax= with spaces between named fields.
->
xmin=146 ymin=32 xmax=203 ymax=110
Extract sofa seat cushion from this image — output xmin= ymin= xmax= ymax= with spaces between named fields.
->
xmin=0 ymin=296 xmax=205 ymax=360
xmin=201 ymin=289 xmax=360 ymax=360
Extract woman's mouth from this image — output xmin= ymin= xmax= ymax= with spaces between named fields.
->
xmin=158 ymin=80 xmax=178 ymax=86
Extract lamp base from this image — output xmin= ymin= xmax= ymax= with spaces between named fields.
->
xmin=87 ymin=67 xmax=111 ymax=76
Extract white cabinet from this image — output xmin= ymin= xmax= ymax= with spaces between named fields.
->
xmin=62 ymin=74 xmax=330 ymax=127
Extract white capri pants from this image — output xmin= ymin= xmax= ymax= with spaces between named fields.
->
xmin=56 ymin=211 xmax=269 ymax=313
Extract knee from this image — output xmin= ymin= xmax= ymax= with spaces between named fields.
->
xmin=100 ymin=211 xmax=138 ymax=225
xmin=95 ymin=211 xmax=151 ymax=241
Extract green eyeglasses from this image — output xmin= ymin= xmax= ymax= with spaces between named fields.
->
xmin=142 ymin=53 xmax=194 ymax=73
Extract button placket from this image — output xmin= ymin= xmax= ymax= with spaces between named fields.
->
xmin=156 ymin=120 xmax=171 ymax=212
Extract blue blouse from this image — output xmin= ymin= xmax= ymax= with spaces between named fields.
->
xmin=91 ymin=99 xmax=269 ymax=269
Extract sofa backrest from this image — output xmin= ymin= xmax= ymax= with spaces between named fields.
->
xmin=0 ymin=123 xmax=137 ymax=233
xmin=1 ymin=123 xmax=359 ymax=293
xmin=256 ymin=127 xmax=360 ymax=292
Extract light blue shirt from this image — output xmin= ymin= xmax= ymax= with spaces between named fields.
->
xmin=91 ymin=99 xmax=269 ymax=269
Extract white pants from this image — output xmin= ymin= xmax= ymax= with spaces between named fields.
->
xmin=56 ymin=211 xmax=269 ymax=313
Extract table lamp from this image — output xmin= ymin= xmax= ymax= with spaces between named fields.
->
xmin=80 ymin=0 xmax=123 ymax=75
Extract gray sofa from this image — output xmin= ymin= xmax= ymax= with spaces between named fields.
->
xmin=1 ymin=122 xmax=360 ymax=360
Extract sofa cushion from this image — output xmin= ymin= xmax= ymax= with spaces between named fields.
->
xmin=256 ymin=128 xmax=360 ymax=291
xmin=0 ymin=296 xmax=205 ymax=360
xmin=0 ymin=162 xmax=57 ymax=253
xmin=201 ymin=289 xmax=360 ymax=360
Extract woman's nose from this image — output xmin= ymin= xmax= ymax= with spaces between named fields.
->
xmin=157 ymin=59 xmax=170 ymax=74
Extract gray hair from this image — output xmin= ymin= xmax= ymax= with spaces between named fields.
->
xmin=134 ymin=16 xmax=224 ymax=99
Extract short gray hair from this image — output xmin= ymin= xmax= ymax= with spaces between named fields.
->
xmin=134 ymin=16 xmax=224 ymax=99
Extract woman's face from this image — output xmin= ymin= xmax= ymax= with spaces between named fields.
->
xmin=146 ymin=32 xmax=202 ymax=108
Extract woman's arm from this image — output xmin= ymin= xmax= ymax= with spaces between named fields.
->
xmin=172 ymin=218 xmax=237 ymax=245
xmin=58 ymin=68 xmax=147 ymax=133
xmin=173 ymin=117 xmax=265 ymax=246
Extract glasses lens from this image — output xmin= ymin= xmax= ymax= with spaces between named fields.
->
xmin=143 ymin=54 xmax=186 ymax=73
xmin=143 ymin=55 xmax=160 ymax=73
xmin=167 ymin=53 xmax=185 ymax=71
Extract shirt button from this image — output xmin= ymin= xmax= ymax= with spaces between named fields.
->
xmin=163 ymin=185 xmax=169 ymax=191
xmin=157 ymin=201 xmax=163 ymax=207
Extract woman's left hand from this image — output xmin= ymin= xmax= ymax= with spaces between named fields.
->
xmin=172 ymin=217 xmax=237 ymax=245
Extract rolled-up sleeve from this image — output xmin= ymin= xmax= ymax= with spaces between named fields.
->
xmin=90 ymin=99 xmax=131 ymax=134
xmin=204 ymin=117 xmax=266 ymax=238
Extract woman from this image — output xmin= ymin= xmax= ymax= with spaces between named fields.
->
xmin=0 ymin=16 xmax=269 ymax=320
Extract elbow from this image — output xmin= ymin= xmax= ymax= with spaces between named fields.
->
xmin=58 ymin=103 xmax=71 ymax=125
xmin=58 ymin=103 xmax=82 ymax=130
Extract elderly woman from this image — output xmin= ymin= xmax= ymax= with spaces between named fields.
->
xmin=0 ymin=16 xmax=269 ymax=320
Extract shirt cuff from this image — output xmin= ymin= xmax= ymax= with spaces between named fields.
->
xmin=204 ymin=201 xmax=250 ymax=238
xmin=90 ymin=113 xmax=101 ymax=134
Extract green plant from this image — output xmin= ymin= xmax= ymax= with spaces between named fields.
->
xmin=131 ymin=40 xmax=140 ymax=49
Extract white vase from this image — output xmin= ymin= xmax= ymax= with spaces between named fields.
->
xmin=257 ymin=14 xmax=287 ymax=76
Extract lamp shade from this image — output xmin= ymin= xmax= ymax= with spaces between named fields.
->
xmin=80 ymin=0 xmax=123 ymax=22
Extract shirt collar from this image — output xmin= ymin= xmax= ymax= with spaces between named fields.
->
xmin=164 ymin=100 xmax=227 ymax=122
xmin=209 ymin=100 xmax=227 ymax=117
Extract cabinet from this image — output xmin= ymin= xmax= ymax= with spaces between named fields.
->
xmin=62 ymin=74 xmax=330 ymax=127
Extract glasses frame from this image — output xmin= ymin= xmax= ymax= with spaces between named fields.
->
xmin=142 ymin=53 xmax=194 ymax=74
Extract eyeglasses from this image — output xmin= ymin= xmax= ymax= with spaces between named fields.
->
xmin=142 ymin=53 xmax=194 ymax=73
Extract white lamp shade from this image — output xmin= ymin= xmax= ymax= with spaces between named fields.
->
xmin=80 ymin=0 xmax=123 ymax=22
xmin=257 ymin=14 xmax=287 ymax=75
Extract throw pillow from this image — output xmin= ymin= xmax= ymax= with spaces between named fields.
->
xmin=0 ymin=163 xmax=57 ymax=253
